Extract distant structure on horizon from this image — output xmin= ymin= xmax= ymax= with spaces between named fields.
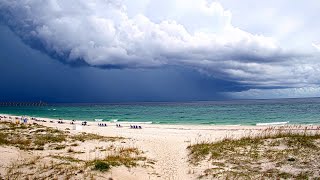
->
xmin=0 ymin=101 xmax=48 ymax=107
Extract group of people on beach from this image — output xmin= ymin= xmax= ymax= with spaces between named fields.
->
xmin=56 ymin=119 xmax=87 ymax=126
xmin=130 ymin=125 xmax=142 ymax=129
xmin=0 ymin=115 xmax=31 ymax=124
xmin=98 ymin=123 xmax=107 ymax=127
xmin=116 ymin=124 xmax=122 ymax=127
xmin=34 ymin=118 xmax=47 ymax=123
xmin=1 ymin=115 xmax=143 ymax=129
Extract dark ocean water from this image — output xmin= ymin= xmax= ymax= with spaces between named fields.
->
xmin=1 ymin=98 xmax=320 ymax=125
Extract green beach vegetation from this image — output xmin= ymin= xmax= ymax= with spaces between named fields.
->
xmin=187 ymin=127 xmax=320 ymax=179
xmin=0 ymin=121 xmax=148 ymax=179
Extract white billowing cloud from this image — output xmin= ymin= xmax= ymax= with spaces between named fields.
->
xmin=0 ymin=0 xmax=320 ymax=96
xmin=217 ymin=0 xmax=320 ymax=50
xmin=0 ymin=0 xmax=281 ymax=66
xmin=142 ymin=0 xmax=233 ymax=33
xmin=312 ymin=43 xmax=320 ymax=51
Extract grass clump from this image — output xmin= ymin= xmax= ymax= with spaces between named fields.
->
xmin=67 ymin=148 xmax=74 ymax=153
xmin=34 ymin=134 xmax=66 ymax=146
xmin=53 ymin=144 xmax=66 ymax=150
xmin=71 ymin=132 xmax=124 ymax=142
xmin=87 ymin=147 xmax=146 ymax=171
xmin=93 ymin=160 xmax=111 ymax=172
xmin=0 ymin=121 xmax=68 ymax=150
xmin=70 ymin=143 xmax=79 ymax=146
xmin=0 ymin=132 xmax=9 ymax=145
xmin=188 ymin=137 xmax=262 ymax=164
xmin=5 ymin=156 xmax=90 ymax=179
xmin=188 ymin=129 xmax=320 ymax=179
xmin=119 ymin=147 xmax=141 ymax=156
xmin=0 ymin=122 xmax=124 ymax=151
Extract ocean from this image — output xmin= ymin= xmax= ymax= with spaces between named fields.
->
xmin=1 ymin=98 xmax=320 ymax=125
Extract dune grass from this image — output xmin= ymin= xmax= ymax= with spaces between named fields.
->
xmin=0 ymin=120 xmax=147 ymax=179
xmin=0 ymin=122 xmax=67 ymax=150
xmin=0 ymin=121 xmax=124 ymax=150
xmin=51 ymin=155 xmax=84 ymax=163
xmin=188 ymin=128 xmax=320 ymax=179
xmin=71 ymin=132 xmax=124 ymax=142
xmin=4 ymin=156 xmax=92 ymax=180
xmin=87 ymin=147 xmax=146 ymax=172
xmin=0 ymin=132 xmax=9 ymax=145
xmin=4 ymin=146 xmax=147 ymax=179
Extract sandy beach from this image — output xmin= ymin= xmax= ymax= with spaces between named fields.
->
xmin=0 ymin=114 xmax=319 ymax=179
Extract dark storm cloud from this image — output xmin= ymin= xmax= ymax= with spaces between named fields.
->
xmin=1 ymin=24 xmax=247 ymax=102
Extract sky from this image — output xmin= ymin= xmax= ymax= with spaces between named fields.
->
xmin=0 ymin=0 xmax=320 ymax=102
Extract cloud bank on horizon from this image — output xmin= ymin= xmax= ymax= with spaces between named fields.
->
xmin=0 ymin=0 xmax=320 ymax=98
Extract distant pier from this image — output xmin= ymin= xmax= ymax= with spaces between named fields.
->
xmin=0 ymin=102 xmax=48 ymax=107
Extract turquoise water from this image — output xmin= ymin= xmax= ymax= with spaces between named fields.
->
xmin=1 ymin=98 xmax=320 ymax=125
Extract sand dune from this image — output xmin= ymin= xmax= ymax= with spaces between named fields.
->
xmin=0 ymin=114 xmax=319 ymax=179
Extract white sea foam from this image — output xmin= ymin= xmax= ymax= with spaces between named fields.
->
xmin=114 ymin=121 xmax=152 ymax=124
xmin=110 ymin=119 xmax=118 ymax=123
xmin=224 ymin=124 xmax=242 ymax=126
xmin=256 ymin=121 xmax=289 ymax=126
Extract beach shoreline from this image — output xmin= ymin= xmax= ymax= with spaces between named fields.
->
xmin=1 ymin=113 xmax=318 ymax=129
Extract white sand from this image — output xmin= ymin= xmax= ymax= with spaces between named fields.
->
xmin=0 ymin=114 xmax=318 ymax=179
